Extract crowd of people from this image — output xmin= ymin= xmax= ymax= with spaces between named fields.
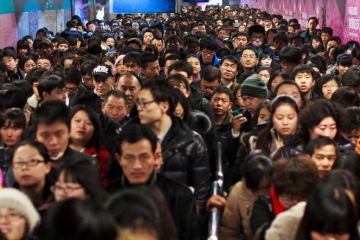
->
xmin=0 ymin=3 xmax=360 ymax=240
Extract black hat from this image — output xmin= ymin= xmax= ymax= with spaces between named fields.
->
xmin=93 ymin=64 xmax=113 ymax=80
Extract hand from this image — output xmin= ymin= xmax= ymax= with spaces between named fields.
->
xmin=232 ymin=114 xmax=248 ymax=134
xmin=206 ymin=195 xmax=226 ymax=210
xmin=355 ymin=137 xmax=360 ymax=155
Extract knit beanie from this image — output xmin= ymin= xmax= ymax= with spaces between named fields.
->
xmin=240 ymin=74 xmax=268 ymax=99
xmin=0 ymin=188 xmax=40 ymax=232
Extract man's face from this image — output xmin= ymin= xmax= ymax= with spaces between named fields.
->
xmin=58 ymin=43 xmax=69 ymax=52
xmin=166 ymin=39 xmax=181 ymax=51
xmin=116 ymin=75 xmax=141 ymax=109
xmin=217 ymin=29 xmax=227 ymax=40
xmin=280 ymin=61 xmax=297 ymax=75
xmin=185 ymin=42 xmax=200 ymax=55
xmin=201 ymin=48 xmax=216 ymax=65
xmin=164 ymin=59 xmax=179 ymax=76
xmin=93 ymin=76 xmax=114 ymax=98
xmin=87 ymin=23 xmax=96 ymax=32
xmin=220 ymin=59 xmax=239 ymax=82
xmin=211 ymin=93 xmax=232 ymax=117
xmin=151 ymin=39 xmax=164 ymax=52
xmin=240 ymin=49 xmax=258 ymax=70
xmin=124 ymin=61 xmax=142 ymax=75
xmin=263 ymin=19 xmax=272 ymax=28
xmin=336 ymin=64 xmax=350 ymax=78
xmin=311 ymin=144 xmax=336 ymax=178
xmin=137 ymin=89 xmax=168 ymax=125
xmin=232 ymin=36 xmax=248 ymax=50
xmin=294 ymin=72 xmax=314 ymax=95
xmin=200 ymin=79 xmax=220 ymax=99
xmin=43 ymin=87 xmax=67 ymax=103
xmin=102 ymin=96 xmax=127 ymax=122
xmin=321 ymin=32 xmax=330 ymax=44
xmin=117 ymin=139 xmax=155 ymax=185
xmin=143 ymin=60 xmax=160 ymax=80
xmin=2 ymin=56 xmax=18 ymax=72
xmin=242 ymin=95 xmax=264 ymax=114
xmin=308 ymin=19 xmax=318 ymax=31
xmin=37 ymin=58 xmax=52 ymax=70
xmin=82 ymin=73 xmax=95 ymax=90
xmin=36 ymin=121 xmax=70 ymax=159
xmin=250 ymin=32 xmax=265 ymax=47
xmin=276 ymin=84 xmax=303 ymax=108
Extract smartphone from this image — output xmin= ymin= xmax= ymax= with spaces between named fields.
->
xmin=231 ymin=108 xmax=246 ymax=116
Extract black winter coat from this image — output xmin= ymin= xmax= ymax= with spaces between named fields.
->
xmin=161 ymin=117 xmax=210 ymax=212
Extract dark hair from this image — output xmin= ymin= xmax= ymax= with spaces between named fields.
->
xmin=172 ymin=88 xmax=190 ymax=122
xmin=80 ymin=60 xmax=98 ymax=76
xmin=167 ymin=73 xmax=190 ymax=92
xmin=279 ymin=46 xmax=302 ymax=64
xmin=18 ymin=54 xmax=36 ymax=71
xmin=273 ymin=156 xmax=319 ymax=199
xmin=296 ymin=182 xmax=359 ymax=240
xmin=340 ymin=107 xmax=360 ymax=137
xmin=273 ymin=80 xmax=306 ymax=107
xmin=105 ymin=188 xmax=161 ymax=238
xmin=308 ymin=16 xmax=319 ymax=24
xmin=64 ymin=66 xmax=82 ymax=86
xmin=103 ymin=90 xmax=127 ymax=105
xmin=333 ymin=153 xmax=360 ymax=184
xmin=70 ymin=105 xmax=103 ymax=149
xmin=242 ymin=153 xmax=272 ymax=192
xmin=16 ymin=39 xmax=30 ymax=53
xmin=212 ymin=86 xmax=234 ymax=102
xmin=0 ymin=84 xmax=27 ymax=110
xmin=44 ymin=199 xmax=117 ymax=240
xmin=12 ymin=140 xmax=50 ymax=163
xmin=32 ymin=100 xmax=70 ymax=132
xmin=200 ymin=37 xmax=217 ymax=51
xmin=342 ymin=69 xmax=360 ymax=88
xmin=25 ymin=68 xmax=51 ymax=85
xmin=315 ymin=74 xmax=341 ymax=97
xmin=38 ymin=75 xmax=65 ymax=101
xmin=123 ymin=52 xmax=141 ymax=66
xmin=239 ymin=46 xmax=259 ymax=58
xmin=0 ymin=108 xmax=26 ymax=130
xmin=321 ymin=27 xmax=333 ymax=37
xmin=305 ymin=136 xmax=337 ymax=156
xmin=201 ymin=65 xmax=221 ymax=83
xmin=292 ymin=64 xmax=315 ymax=79
xmin=168 ymin=60 xmax=193 ymax=78
xmin=331 ymin=87 xmax=360 ymax=108
xmin=55 ymin=159 xmax=106 ymax=203
xmin=116 ymin=124 xmax=157 ymax=155
xmin=267 ymin=70 xmax=289 ymax=92
xmin=140 ymin=52 xmax=158 ymax=69
xmin=1 ymin=47 xmax=17 ymax=60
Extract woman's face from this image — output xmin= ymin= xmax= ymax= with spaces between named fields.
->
xmin=0 ymin=208 xmax=27 ymax=240
xmin=258 ymin=69 xmax=271 ymax=84
xmin=258 ymin=107 xmax=271 ymax=125
xmin=0 ymin=121 xmax=24 ymax=147
xmin=106 ymin=38 xmax=115 ymax=48
xmin=23 ymin=59 xmax=36 ymax=74
xmin=321 ymin=79 xmax=339 ymax=100
xmin=143 ymin=32 xmax=154 ymax=45
xmin=260 ymin=56 xmax=272 ymax=67
xmin=235 ymin=89 xmax=245 ymax=107
xmin=53 ymin=171 xmax=87 ymax=202
xmin=116 ymin=56 xmax=127 ymax=76
xmin=174 ymin=103 xmax=185 ymax=119
xmin=310 ymin=116 xmax=337 ymax=140
xmin=70 ymin=110 xmax=95 ymax=147
xmin=271 ymin=76 xmax=284 ymax=92
xmin=273 ymin=103 xmax=298 ymax=137
xmin=310 ymin=231 xmax=350 ymax=240
xmin=186 ymin=56 xmax=201 ymax=75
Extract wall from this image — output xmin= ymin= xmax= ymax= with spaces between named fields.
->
xmin=240 ymin=0 xmax=360 ymax=43
xmin=0 ymin=0 xmax=71 ymax=48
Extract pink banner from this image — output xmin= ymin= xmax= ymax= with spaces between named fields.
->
xmin=241 ymin=0 xmax=360 ymax=44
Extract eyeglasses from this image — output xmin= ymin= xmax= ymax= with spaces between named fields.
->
xmin=202 ymin=49 xmax=215 ymax=55
xmin=13 ymin=159 xmax=45 ymax=169
xmin=136 ymin=99 xmax=156 ymax=108
xmin=322 ymin=84 xmax=338 ymax=89
xmin=0 ymin=211 xmax=23 ymax=222
xmin=241 ymin=54 xmax=257 ymax=59
xmin=51 ymin=183 xmax=83 ymax=193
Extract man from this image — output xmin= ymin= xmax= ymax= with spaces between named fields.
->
xmin=123 ymin=52 xmax=142 ymax=76
xmin=219 ymin=55 xmax=240 ymax=90
xmin=86 ymin=21 xmax=96 ymax=33
xmin=38 ymin=75 xmax=67 ymax=104
xmin=306 ymin=137 xmax=337 ymax=178
xmin=279 ymin=46 xmax=302 ymax=75
xmin=107 ymin=124 xmax=200 ymax=240
xmin=321 ymin=27 xmax=333 ymax=50
xmin=64 ymin=66 xmax=82 ymax=106
xmin=137 ymin=79 xmax=210 ymax=213
xmin=151 ymin=36 xmax=165 ymax=53
xmin=92 ymin=64 xmax=115 ymax=100
xmin=232 ymin=32 xmax=249 ymax=56
xmin=183 ymin=36 xmax=200 ymax=55
xmin=80 ymin=60 xmax=98 ymax=91
xmin=200 ymin=65 xmax=221 ymax=99
xmin=1 ymin=48 xmax=24 ymax=82
xmin=239 ymin=46 xmax=259 ymax=76
xmin=247 ymin=24 xmax=274 ymax=57
xmin=163 ymin=54 xmax=181 ymax=76
xmin=102 ymin=90 xmax=127 ymax=124
xmin=116 ymin=72 xmax=142 ymax=120
xmin=31 ymin=100 xmax=97 ymax=181
xmin=36 ymin=56 xmax=53 ymax=71
xmin=293 ymin=64 xmax=317 ymax=100
xmin=199 ymin=37 xmax=220 ymax=68
xmin=300 ymin=17 xmax=319 ymax=43
xmin=140 ymin=53 xmax=160 ymax=82
xmin=336 ymin=54 xmax=352 ymax=79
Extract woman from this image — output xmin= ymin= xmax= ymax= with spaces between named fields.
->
xmin=18 ymin=55 xmax=36 ymax=77
xmin=185 ymin=54 xmax=201 ymax=83
xmin=296 ymin=181 xmax=359 ymax=240
xmin=257 ymin=66 xmax=272 ymax=85
xmin=69 ymin=105 xmax=110 ymax=186
xmin=315 ymin=74 xmax=341 ymax=100
xmin=274 ymin=99 xmax=345 ymax=160
xmin=52 ymin=159 xmax=106 ymax=203
xmin=0 ymin=108 xmax=27 ymax=186
xmin=220 ymin=153 xmax=273 ymax=240
xmin=0 ymin=188 xmax=40 ymax=240
xmin=12 ymin=140 xmax=51 ymax=210
xmin=256 ymin=95 xmax=299 ymax=157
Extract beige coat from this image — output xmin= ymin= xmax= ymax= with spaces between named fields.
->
xmin=220 ymin=181 xmax=257 ymax=240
